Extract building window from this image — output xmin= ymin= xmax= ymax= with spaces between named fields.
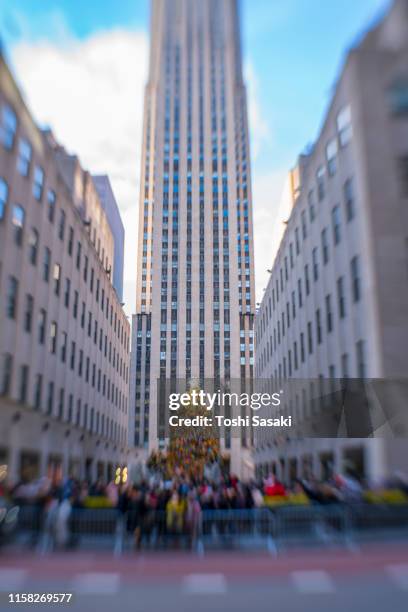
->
xmin=398 ymin=155 xmax=408 ymax=197
xmin=70 ymin=342 xmax=76 ymax=370
xmin=316 ymin=308 xmax=322 ymax=344
xmin=316 ymin=165 xmax=325 ymax=201
xmin=337 ymin=276 xmax=346 ymax=319
xmin=350 ymin=255 xmax=361 ymax=302
xmin=46 ymin=382 xmax=54 ymax=415
xmin=6 ymin=276 xmax=18 ymax=319
xmin=344 ymin=178 xmax=355 ymax=221
xmin=325 ymin=294 xmax=333 ymax=333
xmin=34 ymin=374 xmax=42 ymax=409
xmin=312 ymin=247 xmax=319 ymax=281
xmin=43 ymin=247 xmax=51 ymax=282
xmin=83 ymin=256 xmax=88 ymax=282
xmin=17 ymin=139 xmax=32 ymax=176
xmin=24 ymin=294 xmax=33 ymax=332
xmin=57 ymin=388 xmax=65 ymax=420
xmin=304 ymin=264 xmax=310 ymax=295
xmin=289 ymin=242 xmax=294 ymax=268
xmin=68 ymin=227 xmax=74 ymax=255
xmin=0 ymin=353 xmax=13 ymax=395
xmin=298 ymin=278 xmax=303 ymax=308
xmin=1 ymin=104 xmax=17 ymax=150
xmin=307 ymin=321 xmax=313 ymax=354
xmin=58 ymin=210 xmax=65 ymax=240
xmin=326 ymin=138 xmax=338 ymax=176
xmin=50 ymin=321 xmax=57 ymax=354
xmin=18 ymin=365 xmax=29 ymax=403
xmin=28 ymin=228 xmax=39 ymax=265
xmin=64 ymin=278 xmax=70 ymax=308
xmin=389 ymin=79 xmax=408 ymax=115
xmin=295 ymin=227 xmax=300 ymax=254
xmin=332 ymin=205 xmax=341 ymax=245
xmin=47 ymin=190 xmax=56 ymax=222
xmin=12 ymin=205 xmax=25 ymax=246
xmin=38 ymin=309 xmax=46 ymax=344
xmin=337 ymin=105 xmax=352 ymax=146
xmin=53 ymin=264 xmax=61 ymax=296
xmin=61 ymin=331 xmax=67 ymax=363
xmin=76 ymin=242 xmax=82 ymax=270
xmin=33 ymin=166 xmax=44 ymax=201
xmin=301 ymin=210 xmax=307 ymax=239
xmin=341 ymin=353 xmax=349 ymax=378
xmin=73 ymin=290 xmax=78 ymax=318
xmin=308 ymin=190 xmax=315 ymax=222
xmin=356 ymin=340 xmax=366 ymax=378
xmin=0 ymin=177 xmax=8 ymax=219
xmin=321 ymin=228 xmax=329 ymax=264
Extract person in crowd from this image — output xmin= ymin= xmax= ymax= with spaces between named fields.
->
xmin=166 ymin=490 xmax=186 ymax=536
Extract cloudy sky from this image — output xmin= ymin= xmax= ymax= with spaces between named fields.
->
xmin=0 ymin=0 xmax=389 ymax=316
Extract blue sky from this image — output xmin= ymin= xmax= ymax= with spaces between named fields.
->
xmin=0 ymin=0 xmax=390 ymax=311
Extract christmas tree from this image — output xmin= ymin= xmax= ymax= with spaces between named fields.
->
xmin=148 ymin=386 xmax=224 ymax=480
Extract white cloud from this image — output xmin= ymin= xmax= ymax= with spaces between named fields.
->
xmin=243 ymin=61 xmax=288 ymax=303
xmin=11 ymin=29 xmax=148 ymax=317
xmin=244 ymin=60 xmax=270 ymax=160
xmin=252 ymin=168 xmax=288 ymax=303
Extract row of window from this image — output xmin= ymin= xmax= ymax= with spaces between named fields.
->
xmin=1 ymin=102 xmax=128 ymax=349
xmin=1 ymin=103 xmax=111 ymax=262
xmin=257 ymin=257 xmax=362 ymax=379
xmin=257 ymin=337 xmax=366 ymax=381
xmin=0 ymin=354 xmax=126 ymax=445
xmin=0 ymin=173 xmax=129 ymax=353
xmin=4 ymin=275 xmax=129 ymax=388
xmin=264 ymin=178 xmax=356 ymax=323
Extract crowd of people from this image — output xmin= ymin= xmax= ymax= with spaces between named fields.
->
xmin=2 ymin=452 xmax=408 ymax=550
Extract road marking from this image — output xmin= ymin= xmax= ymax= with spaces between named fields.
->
xmin=182 ymin=573 xmax=227 ymax=594
xmin=291 ymin=570 xmax=335 ymax=594
xmin=0 ymin=569 xmax=27 ymax=590
xmin=71 ymin=572 xmax=120 ymax=595
xmin=386 ymin=564 xmax=408 ymax=590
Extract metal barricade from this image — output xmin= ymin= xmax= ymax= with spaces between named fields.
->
xmin=69 ymin=508 xmax=119 ymax=549
xmin=272 ymin=504 xmax=353 ymax=551
xmin=120 ymin=509 xmax=199 ymax=552
xmin=198 ymin=509 xmax=276 ymax=554
xmin=15 ymin=504 xmax=43 ymax=549
xmin=349 ymin=503 xmax=408 ymax=541
xmin=14 ymin=502 xmax=408 ymax=555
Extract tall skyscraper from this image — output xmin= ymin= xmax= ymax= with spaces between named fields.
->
xmin=130 ymin=0 xmax=255 ymax=476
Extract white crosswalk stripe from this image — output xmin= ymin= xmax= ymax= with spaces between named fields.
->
xmin=182 ymin=573 xmax=227 ymax=594
xmin=291 ymin=570 xmax=335 ymax=594
xmin=0 ymin=569 xmax=27 ymax=591
xmin=386 ymin=564 xmax=408 ymax=590
xmin=71 ymin=572 xmax=120 ymax=595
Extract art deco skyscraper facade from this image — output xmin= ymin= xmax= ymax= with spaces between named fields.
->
xmin=130 ymin=0 xmax=255 ymax=475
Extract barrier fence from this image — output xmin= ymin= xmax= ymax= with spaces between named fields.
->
xmin=11 ymin=502 xmax=408 ymax=555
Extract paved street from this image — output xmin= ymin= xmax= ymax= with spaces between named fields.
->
xmin=1 ymin=544 xmax=407 ymax=611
